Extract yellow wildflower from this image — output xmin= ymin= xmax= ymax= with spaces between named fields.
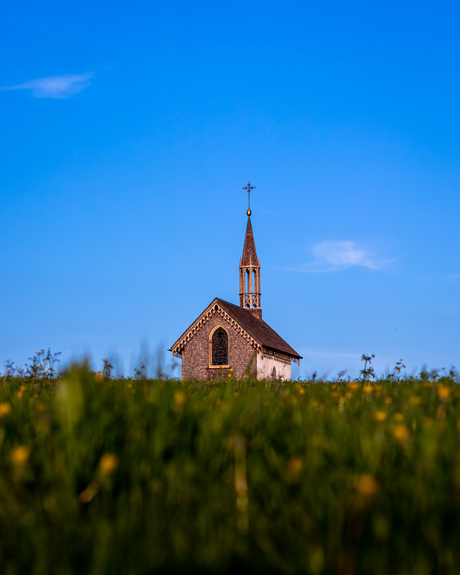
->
xmin=174 ymin=390 xmax=187 ymax=405
xmin=393 ymin=424 xmax=410 ymax=442
xmin=363 ymin=385 xmax=373 ymax=393
xmin=11 ymin=445 xmax=30 ymax=466
xmin=373 ymin=411 xmax=387 ymax=422
xmin=78 ymin=481 xmax=100 ymax=504
xmin=286 ymin=456 xmax=305 ymax=483
xmin=437 ymin=385 xmax=450 ymax=400
xmin=99 ymin=453 xmax=119 ymax=474
xmin=385 ymin=397 xmax=393 ymax=405
xmin=393 ymin=412 xmax=403 ymax=422
xmin=355 ymin=474 xmax=379 ymax=497
xmin=410 ymin=396 xmax=422 ymax=405
xmin=347 ymin=382 xmax=359 ymax=392
xmin=287 ymin=456 xmax=304 ymax=474
xmin=0 ymin=402 xmax=12 ymax=418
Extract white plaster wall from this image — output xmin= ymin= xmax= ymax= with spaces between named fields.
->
xmin=257 ymin=352 xmax=291 ymax=380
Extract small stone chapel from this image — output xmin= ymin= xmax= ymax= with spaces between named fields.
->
xmin=170 ymin=181 xmax=302 ymax=380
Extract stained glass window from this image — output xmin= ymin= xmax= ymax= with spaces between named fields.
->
xmin=212 ymin=327 xmax=228 ymax=366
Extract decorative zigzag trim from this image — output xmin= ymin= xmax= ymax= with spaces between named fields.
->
xmin=171 ymin=303 xmax=261 ymax=356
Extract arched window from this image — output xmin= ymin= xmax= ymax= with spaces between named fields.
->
xmin=272 ymin=367 xmax=277 ymax=379
xmin=211 ymin=327 xmax=228 ymax=366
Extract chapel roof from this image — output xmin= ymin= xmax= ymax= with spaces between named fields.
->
xmin=216 ymin=299 xmax=301 ymax=359
xmin=170 ymin=297 xmax=302 ymax=360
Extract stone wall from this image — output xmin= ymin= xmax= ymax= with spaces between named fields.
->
xmin=181 ymin=313 xmax=258 ymax=381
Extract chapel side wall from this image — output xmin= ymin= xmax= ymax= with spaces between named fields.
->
xmin=181 ymin=313 xmax=257 ymax=381
xmin=256 ymin=352 xmax=291 ymax=380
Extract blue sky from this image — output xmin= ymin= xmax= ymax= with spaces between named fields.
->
xmin=2 ymin=0 xmax=460 ymax=378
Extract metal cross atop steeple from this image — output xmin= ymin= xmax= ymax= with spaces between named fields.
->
xmin=241 ymin=180 xmax=257 ymax=215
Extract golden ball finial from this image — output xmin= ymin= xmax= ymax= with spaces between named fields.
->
xmin=247 ymin=209 xmax=252 ymax=216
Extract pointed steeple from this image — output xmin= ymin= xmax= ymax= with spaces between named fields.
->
xmin=239 ymin=181 xmax=261 ymax=318
xmin=241 ymin=216 xmax=259 ymax=267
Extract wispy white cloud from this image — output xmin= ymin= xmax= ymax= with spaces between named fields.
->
xmin=2 ymin=73 xmax=93 ymax=99
xmin=293 ymin=240 xmax=387 ymax=273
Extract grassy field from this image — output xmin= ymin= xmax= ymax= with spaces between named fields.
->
xmin=0 ymin=364 xmax=460 ymax=574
